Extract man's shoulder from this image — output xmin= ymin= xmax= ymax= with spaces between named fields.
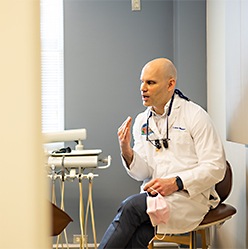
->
xmin=180 ymin=98 xmax=213 ymax=129
xmin=136 ymin=108 xmax=150 ymax=118
xmin=179 ymin=97 xmax=206 ymax=114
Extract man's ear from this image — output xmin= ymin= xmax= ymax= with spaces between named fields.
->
xmin=168 ymin=78 xmax=176 ymax=90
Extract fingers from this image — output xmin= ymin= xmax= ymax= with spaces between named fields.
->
xmin=144 ymin=179 xmax=158 ymax=193
xmin=118 ymin=116 xmax=132 ymax=139
xmin=144 ymin=179 xmax=164 ymax=196
xmin=144 ymin=178 xmax=178 ymax=197
xmin=119 ymin=116 xmax=132 ymax=131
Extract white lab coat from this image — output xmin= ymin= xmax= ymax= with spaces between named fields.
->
xmin=122 ymin=94 xmax=226 ymax=234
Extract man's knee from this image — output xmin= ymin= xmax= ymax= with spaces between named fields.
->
xmin=119 ymin=193 xmax=146 ymax=212
xmin=117 ymin=193 xmax=148 ymax=225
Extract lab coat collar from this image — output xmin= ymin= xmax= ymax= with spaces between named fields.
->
xmin=147 ymin=94 xmax=181 ymax=118
xmin=146 ymin=94 xmax=182 ymax=137
xmin=147 ymin=97 xmax=173 ymax=117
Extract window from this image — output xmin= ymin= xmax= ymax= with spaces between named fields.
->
xmin=40 ymin=0 xmax=64 ymax=133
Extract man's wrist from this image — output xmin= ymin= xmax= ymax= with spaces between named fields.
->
xmin=121 ymin=149 xmax=134 ymax=168
xmin=175 ymin=176 xmax=184 ymax=191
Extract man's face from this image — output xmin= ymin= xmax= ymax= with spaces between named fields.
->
xmin=140 ymin=64 xmax=173 ymax=115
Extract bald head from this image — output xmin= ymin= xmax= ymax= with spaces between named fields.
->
xmin=140 ymin=58 xmax=177 ymax=114
xmin=142 ymin=58 xmax=177 ymax=82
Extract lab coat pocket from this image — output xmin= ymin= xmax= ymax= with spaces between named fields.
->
xmin=170 ymin=128 xmax=192 ymax=155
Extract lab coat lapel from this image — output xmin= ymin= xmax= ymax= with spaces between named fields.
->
xmin=149 ymin=117 xmax=160 ymax=138
xmin=168 ymin=96 xmax=181 ymax=129
xmin=168 ymin=113 xmax=177 ymax=130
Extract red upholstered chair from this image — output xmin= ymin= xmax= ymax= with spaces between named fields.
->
xmin=148 ymin=161 xmax=237 ymax=249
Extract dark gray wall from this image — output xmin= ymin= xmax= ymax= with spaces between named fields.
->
xmin=63 ymin=0 xmax=206 ymax=243
xmin=174 ymin=0 xmax=207 ymax=108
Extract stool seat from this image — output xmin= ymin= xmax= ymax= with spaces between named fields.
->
xmin=199 ymin=203 xmax=236 ymax=226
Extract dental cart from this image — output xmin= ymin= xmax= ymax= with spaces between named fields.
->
xmin=44 ymin=129 xmax=111 ymax=249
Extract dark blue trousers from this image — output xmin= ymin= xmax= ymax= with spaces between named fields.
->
xmin=98 ymin=193 xmax=154 ymax=249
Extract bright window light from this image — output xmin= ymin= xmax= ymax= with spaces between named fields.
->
xmin=40 ymin=0 xmax=64 ymax=133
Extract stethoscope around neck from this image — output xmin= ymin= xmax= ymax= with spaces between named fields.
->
xmin=146 ymin=89 xmax=189 ymax=150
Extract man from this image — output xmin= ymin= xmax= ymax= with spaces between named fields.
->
xmin=98 ymin=58 xmax=226 ymax=248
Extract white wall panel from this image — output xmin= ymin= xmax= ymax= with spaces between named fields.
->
xmin=226 ymin=0 xmax=248 ymax=144
xmin=207 ymin=0 xmax=247 ymax=248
